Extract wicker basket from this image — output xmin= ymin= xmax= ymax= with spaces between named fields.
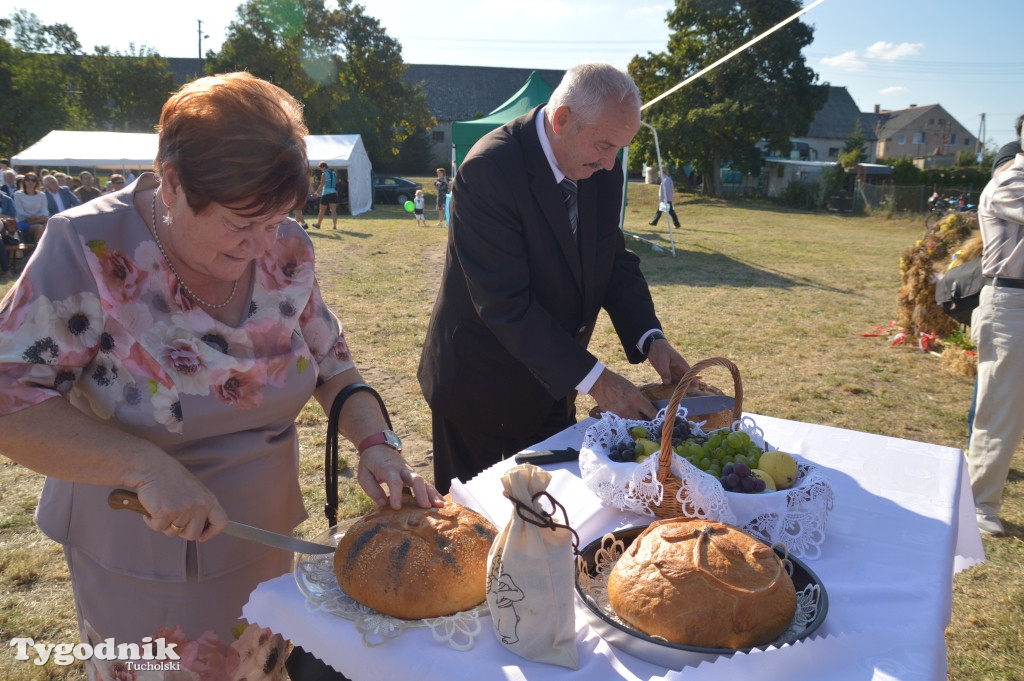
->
xmin=650 ymin=357 xmax=743 ymax=519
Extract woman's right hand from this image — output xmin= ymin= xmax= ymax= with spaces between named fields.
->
xmin=134 ymin=469 xmax=229 ymax=542
xmin=0 ymin=399 xmax=228 ymax=542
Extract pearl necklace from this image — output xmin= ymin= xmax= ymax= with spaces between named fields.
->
xmin=150 ymin=192 xmax=239 ymax=309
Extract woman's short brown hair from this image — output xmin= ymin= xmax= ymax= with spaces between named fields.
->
xmin=155 ymin=72 xmax=309 ymax=218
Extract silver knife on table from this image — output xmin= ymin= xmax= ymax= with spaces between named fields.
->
xmin=108 ymin=489 xmax=336 ymax=555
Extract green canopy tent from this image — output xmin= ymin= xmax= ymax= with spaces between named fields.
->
xmin=450 ymin=71 xmax=554 ymax=169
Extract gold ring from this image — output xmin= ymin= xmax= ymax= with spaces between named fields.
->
xmin=170 ymin=523 xmax=184 ymax=533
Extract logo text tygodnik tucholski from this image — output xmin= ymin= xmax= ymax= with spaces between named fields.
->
xmin=9 ymin=636 xmax=181 ymax=668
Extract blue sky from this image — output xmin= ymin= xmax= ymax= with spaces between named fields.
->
xmin=14 ymin=0 xmax=1022 ymax=148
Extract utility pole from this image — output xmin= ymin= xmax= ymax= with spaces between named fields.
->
xmin=197 ymin=20 xmax=209 ymax=59
xmin=975 ymin=113 xmax=986 ymax=156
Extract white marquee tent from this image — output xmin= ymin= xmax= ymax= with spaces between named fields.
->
xmin=12 ymin=131 xmax=374 ymax=216
xmin=12 ymin=130 xmax=158 ymax=169
xmin=305 ymin=134 xmax=372 ymax=216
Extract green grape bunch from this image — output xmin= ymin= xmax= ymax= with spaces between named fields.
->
xmin=673 ymin=429 xmax=763 ymax=483
xmin=603 ymin=416 xmax=768 ymax=494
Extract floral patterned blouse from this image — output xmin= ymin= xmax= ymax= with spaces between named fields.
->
xmin=0 ymin=173 xmax=354 ymax=580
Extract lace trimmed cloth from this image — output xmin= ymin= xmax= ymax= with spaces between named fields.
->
xmin=578 ymin=408 xmax=835 ymax=560
xmin=294 ymin=550 xmax=485 ymax=651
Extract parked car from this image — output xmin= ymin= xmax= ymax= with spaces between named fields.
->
xmin=374 ymin=175 xmax=422 ymax=205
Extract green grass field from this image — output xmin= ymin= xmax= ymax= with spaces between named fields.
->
xmin=0 ymin=177 xmax=1021 ymax=679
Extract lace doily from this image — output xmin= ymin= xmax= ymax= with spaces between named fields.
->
xmin=578 ymin=408 xmax=835 ymax=559
xmin=576 ymin=532 xmax=826 ymax=651
xmin=293 ymin=526 xmax=486 ymax=651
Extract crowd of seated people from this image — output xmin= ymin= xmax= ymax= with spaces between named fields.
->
xmin=0 ymin=158 xmax=143 ymax=277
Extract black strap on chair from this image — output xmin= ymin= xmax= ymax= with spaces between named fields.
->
xmin=324 ymin=382 xmax=392 ymax=527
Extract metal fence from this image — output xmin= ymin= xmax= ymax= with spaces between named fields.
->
xmin=859 ymin=183 xmax=982 ymax=213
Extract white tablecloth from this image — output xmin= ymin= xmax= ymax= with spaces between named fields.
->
xmin=244 ymin=414 xmax=985 ymax=680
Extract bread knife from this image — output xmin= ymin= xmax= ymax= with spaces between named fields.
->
xmin=652 ymin=395 xmax=736 ymax=414
xmin=108 ymin=489 xmax=335 ymax=555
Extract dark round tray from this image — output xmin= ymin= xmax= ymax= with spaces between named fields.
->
xmin=574 ymin=525 xmax=829 ymax=670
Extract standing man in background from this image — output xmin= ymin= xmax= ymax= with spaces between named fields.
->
xmin=649 ymin=166 xmax=681 ymax=229
xmin=314 ymin=161 xmax=340 ymax=229
xmin=967 ymin=115 xmax=1024 ymax=537
xmin=434 ymin=167 xmax=450 ymax=226
xmin=419 ymin=62 xmax=690 ymax=492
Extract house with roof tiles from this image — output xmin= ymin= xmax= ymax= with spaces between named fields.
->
xmin=802 ymin=86 xmax=879 ymax=163
xmin=869 ymin=103 xmax=975 ymax=167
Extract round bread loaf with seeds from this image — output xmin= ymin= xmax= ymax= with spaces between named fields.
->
xmin=333 ymin=496 xmax=497 ymax=619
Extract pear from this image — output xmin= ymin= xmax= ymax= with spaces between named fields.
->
xmin=758 ymin=451 xmax=799 ymax=490
xmin=634 ymin=437 xmax=661 ymax=459
xmin=749 ymin=468 xmax=777 ymax=492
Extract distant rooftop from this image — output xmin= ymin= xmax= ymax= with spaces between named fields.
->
xmin=402 ymin=64 xmax=565 ymax=121
xmin=806 ymin=86 xmax=877 ymax=141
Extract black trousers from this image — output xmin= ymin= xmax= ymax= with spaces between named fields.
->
xmin=650 ymin=202 xmax=680 ymax=228
xmin=431 ymin=397 xmax=575 ymax=494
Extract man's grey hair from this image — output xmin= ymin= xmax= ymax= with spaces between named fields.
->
xmin=547 ymin=62 xmax=640 ymax=128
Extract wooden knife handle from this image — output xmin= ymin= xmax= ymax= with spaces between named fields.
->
xmin=108 ymin=489 xmax=148 ymax=515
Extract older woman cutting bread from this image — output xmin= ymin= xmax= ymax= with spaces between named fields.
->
xmin=0 ymin=72 xmax=441 ymax=678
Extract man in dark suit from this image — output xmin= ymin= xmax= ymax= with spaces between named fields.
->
xmin=41 ymin=174 xmax=81 ymax=215
xmin=418 ymin=62 xmax=690 ymax=493
xmin=1 ymin=169 xmax=17 ymax=197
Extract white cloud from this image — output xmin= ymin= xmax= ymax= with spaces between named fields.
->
xmin=864 ymin=41 xmax=924 ymax=61
xmin=820 ymin=40 xmax=925 ymax=74
xmin=821 ymin=50 xmax=866 ymax=71
xmin=879 ymin=86 xmax=909 ymax=95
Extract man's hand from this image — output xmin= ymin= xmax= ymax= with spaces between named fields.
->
xmin=589 ymin=368 xmax=658 ymax=420
xmin=647 ymin=339 xmax=690 ymax=385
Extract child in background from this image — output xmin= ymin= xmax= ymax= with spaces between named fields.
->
xmin=413 ymin=189 xmax=426 ymax=226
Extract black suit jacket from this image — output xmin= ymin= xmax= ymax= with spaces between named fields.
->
xmin=418 ymin=106 xmax=661 ymax=438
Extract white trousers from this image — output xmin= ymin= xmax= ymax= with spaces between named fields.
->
xmin=968 ymin=284 xmax=1024 ymax=516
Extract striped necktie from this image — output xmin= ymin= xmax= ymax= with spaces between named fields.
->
xmin=559 ymin=178 xmax=578 ymax=240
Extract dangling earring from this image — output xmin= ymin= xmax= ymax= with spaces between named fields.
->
xmin=163 ymin=210 xmax=173 ymax=226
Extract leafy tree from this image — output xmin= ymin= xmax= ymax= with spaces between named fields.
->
xmin=954 ymin=148 xmax=978 ymax=169
xmin=0 ymin=11 xmax=84 ymax=151
xmin=206 ymin=0 xmax=435 ymax=169
xmin=630 ymin=0 xmax=828 ymax=196
xmin=838 ymin=119 xmax=867 ymax=167
xmin=76 ymin=47 xmax=178 ymax=133
xmin=9 ymin=9 xmax=80 ymax=54
xmin=888 ymin=157 xmax=924 ymax=186
xmin=0 ymin=27 xmax=20 ymax=153
xmin=0 ymin=11 xmax=175 ymax=156
xmin=391 ymin=129 xmax=434 ymax=174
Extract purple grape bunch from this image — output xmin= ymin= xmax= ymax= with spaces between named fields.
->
xmin=670 ymin=416 xmax=692 ymax=444
xmin=720 ymin=461 xmax=767 ymax=494
xmin=608 ymin=439 xmax=637 ymax=462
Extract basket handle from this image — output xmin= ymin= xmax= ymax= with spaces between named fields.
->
xmin=656 ymin=357 xmax=743 ymax=485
